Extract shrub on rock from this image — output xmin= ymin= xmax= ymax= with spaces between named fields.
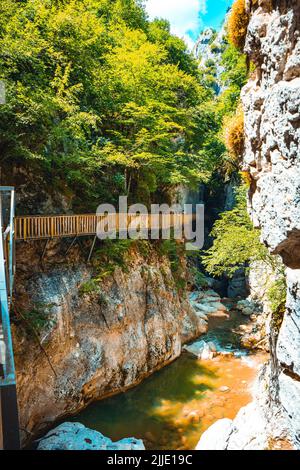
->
xmin=228 ymin=0 xmax=250 ymax=51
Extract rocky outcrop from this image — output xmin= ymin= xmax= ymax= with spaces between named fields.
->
xmin=36 ymin=422 xmax=145 ymax=450
xmin=13 ymin=242 xmax=207 ymax=445
xmin=193 ymin=28 xmax=216 ymax=61
xmin=227 ymin=268 xmax=248 ymax=298
xmin=193 ymin=13 xmax=229 ymax=95
xmin=198 ymin=0 xmax=300 ymax=450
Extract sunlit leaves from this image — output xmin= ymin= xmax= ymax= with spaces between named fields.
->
xmin=0 ymin=0 xmax=214 ymax=206
xmin=202 ymin=187 xmax=268 ymax=277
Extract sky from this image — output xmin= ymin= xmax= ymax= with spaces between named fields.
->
xmin=145 ymin=0 xmax=234 ymax=49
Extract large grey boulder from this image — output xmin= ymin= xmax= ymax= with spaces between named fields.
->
xmin=184 ymin=340 xmax=217 ymax=360
xmin=37 ymin=422 xmax=145 ymax=451
xmin=189 ymin=290 xmax=229 ymax=319
xmin=235 ymin=299 xmax=259 ymax=316
xmin=195 ymin=419 xmax=233 ymax=450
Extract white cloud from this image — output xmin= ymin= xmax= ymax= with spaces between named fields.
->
xmin=145 ymin=0 xmax=207 ymax=49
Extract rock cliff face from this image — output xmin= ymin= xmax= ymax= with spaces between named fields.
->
xmin=13 ymin=242 xmax=206 ymax=445
xmin=193 ymin=28 xmax=216 ymax=60
xmin=243 ymin=0 xmax=300 ymax=448
xmin=197 ymin=0 xmax=300 ymax=450
xmin=193 ymin=16 xmax=229 ymax=95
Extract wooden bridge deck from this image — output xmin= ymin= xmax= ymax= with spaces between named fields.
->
xmin=15 ymin=213 xmax=194 ymax=241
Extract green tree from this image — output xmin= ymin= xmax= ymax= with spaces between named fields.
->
xmin=202 ymin=186 xmax=268 ymax=277
xmin=0 ymin=0 xmax=213 ymax=208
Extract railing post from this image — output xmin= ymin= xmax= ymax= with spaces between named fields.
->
xmin=9 ymin=189 xmax=15 ymax=300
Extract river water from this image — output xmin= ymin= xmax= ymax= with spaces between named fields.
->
xmin=72 ymin=311 xmax=266 ymax=450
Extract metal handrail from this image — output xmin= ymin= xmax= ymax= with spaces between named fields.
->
xmin=0 ymin=186 xmax=20 ymax=450
xmin=0 ymin=188 xmax=16 ymax=386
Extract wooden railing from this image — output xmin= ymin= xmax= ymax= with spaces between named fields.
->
xmin=15 ymin=213 xmax=195 ymax=241
xmin=15 ymin=214 xmax=103 ymax=240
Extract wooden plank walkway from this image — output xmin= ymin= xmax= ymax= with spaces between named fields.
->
xmin=15 ymin=213 xmax=194 ymax=241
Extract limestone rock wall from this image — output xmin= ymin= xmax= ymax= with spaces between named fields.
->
xmin=242 ymin=0 xmax=300 ymax=447
xmin=13 ymin=243 xmax=206 ymax=445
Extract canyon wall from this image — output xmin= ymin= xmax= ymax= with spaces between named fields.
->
xmin=243 ymin=0 xmax=300 ymax=447
xmin=13 ymin=242 xmax=206 ymax=445
xmin=198 ymin=0 xmax=300 ymax=450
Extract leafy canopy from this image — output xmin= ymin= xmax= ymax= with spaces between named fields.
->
xmin=0 ymin=0 xmax=212 ymax=207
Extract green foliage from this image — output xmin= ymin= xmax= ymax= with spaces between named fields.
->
xmin=147 ymin=19 xmax=199 ymax=77
xmin=267 ymin=273 xmax=287 ymax=332
xmin=221 ymin=45 xmax=248 ymax=91
xmin=21 ymin=302 xmax=56 ymax=335
xmin=93 ymin=239 xmax=134 ymax=278
xmin=158 ymin=239 xmax=186 ymax=291
xmin=79 ymin=279 xmax=100 ymax=296
xmin=202 ymin=186 xmax=268 ymax=277
xmin=196 ymin=32 xmax=248 ymax=179
xmin=92 ymin=239 xmax=151 ymax=278
xmin=189 ymin=266 xmax=209 ymax=288
xmin=82 ymin=238 xmax=187 ymax=294
xmin=0 ymin=0 xmax=211 ymax=207
xmin=268 ymin=276 xmax=287 ymax=317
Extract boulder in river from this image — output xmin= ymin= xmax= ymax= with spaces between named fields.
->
xmin=235 ymin=299 xmax=259 ymax=316
xmin=189 ymin=289 xmax=229 ymax=319
xmin=37 ymin=422 xmax=145 ymax=450
xmin=184 ymin=340 xmax=217 ymax=360
xmin=200 ymin=342 xmax=214 ymax=360
xmin=195 ymin=418 xmax=233 ymax=450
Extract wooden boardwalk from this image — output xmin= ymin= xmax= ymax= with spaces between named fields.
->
xmin=15 ymin=214 xmax=103 ymax=240
xmin=15 ymin=213 xmax=194 ymax=241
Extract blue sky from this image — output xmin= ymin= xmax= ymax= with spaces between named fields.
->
xmin=145 ymin=0 xmax=234 ymax=48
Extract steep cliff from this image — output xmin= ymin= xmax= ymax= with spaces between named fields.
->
xmin=12 ymin=241 xmax=207 ymax=445
xmin=193 ymin=21 xmax=228 ymax=95
xmin=197 ymin=0 xmax=300 ymax=450
xmin=243 ymin=0 xmax=300 ymax=447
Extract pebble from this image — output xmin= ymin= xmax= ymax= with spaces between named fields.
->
xmin=187 ymin=411 xmax=201 ymax=423
xmin=219 ymin=386 xmax=230 ymax=393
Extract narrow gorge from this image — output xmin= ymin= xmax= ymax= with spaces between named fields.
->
xmin=0 ymin=0 xmax=299 ymax=453
xmin=198 ymin=0 xmax=300 ymax=450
